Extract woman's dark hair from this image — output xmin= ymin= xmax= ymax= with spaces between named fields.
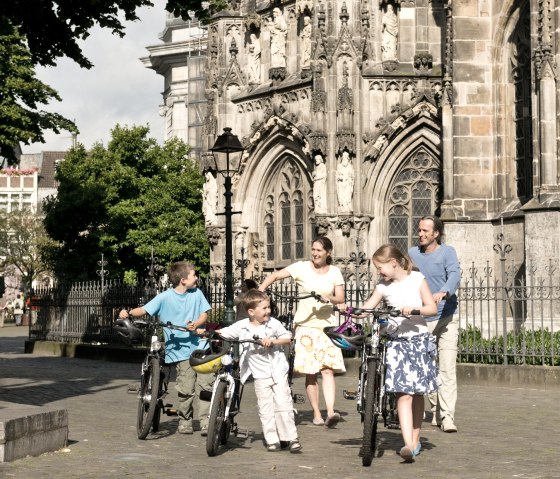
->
xmin=312 ymin=236 xmax=333 ymax=265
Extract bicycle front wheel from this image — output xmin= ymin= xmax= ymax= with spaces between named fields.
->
xmin=137 ymin=357 xmax=160 ymax=440
xmin=206 ymin=380 xmax=227 ymax=456
xmin=362 ymin=358 xmax=381 ymax=467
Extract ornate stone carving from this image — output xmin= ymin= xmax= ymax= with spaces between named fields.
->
xmin=206 ymin=227 xmax=221 ymax=247
xmin=336 ymin=151 xmax=355 ymax=213
xmin=269 ymin=7 xmax=287 ymax=69
xmin=312 ymin=153 xmax=328 ymax=214
xmin=381 ymin=3 xmax=398 ymax=62
xmin=337 ymin=62 xmax=353 ymax=112
xmin=301 ymin=15 xmax=312 ymax=69
xmin=336 ymin=133 xmax=356 ymax=154
xmin=337 ymin=216 xmax=353 ymax=236
xmin=203 ymin=171 xmax=218 ymax=226
xmin=308 ymin=132 xmax=328 ymax=153
xmin=247 ymin=33 xmax=262 ymax=84
xmin=314 ymin=216 xmax=331 ymax=236
xmin=414 ymin=52 xmax=433 ymax=74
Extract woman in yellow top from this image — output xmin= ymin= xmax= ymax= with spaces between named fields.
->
xmin=259 ymin=237 xmax=346 ymax=428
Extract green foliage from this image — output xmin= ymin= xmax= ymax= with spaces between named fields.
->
xmin=459 ymin=325 xmax=560 ymax=366
xmin=3 ymin=1 xmax=228 ymax=69
xmin=165 ymin=0 xmax=228 ymax=24
xmin=0 ymin=20 xmax=77 ymax=165
xmin=43 ymin=124 xmax=209 ymax=282
xmin=0 ymin=208 xmax=59 ymax=291
xmin=124 ymin=270 xmax=138 ymax=286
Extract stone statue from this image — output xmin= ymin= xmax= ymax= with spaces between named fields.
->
xmin=381 ymin=4 xmax=398 ymax=62
xmin=336 ymin=151 xmax=354 ymax=213
xmin=247 ymin=33 xmax=261 ymax=84
xmin=203 ymin=170 xmax=218 ymax=226
xmin=312 ymin=154 xmax=327 ymax=214
xmin=270 ymin=7 xmax=287 ymax=68
xmin=301 ymin=16 xmax=312 ymax=68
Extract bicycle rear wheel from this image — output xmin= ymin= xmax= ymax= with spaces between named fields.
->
xmin=361 ymin=358 xmax=381 ymax=467
xmin=207 ymin=380 xmax=227 ymax=456
xmin=137 ymin=357 xmax=160 ymax=439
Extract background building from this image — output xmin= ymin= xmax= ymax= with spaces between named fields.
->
xmin=146 ymin=0 xmax=559 ymax=288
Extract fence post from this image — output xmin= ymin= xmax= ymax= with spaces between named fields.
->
xmin=493 ymin=219 xmax=512 ymax=364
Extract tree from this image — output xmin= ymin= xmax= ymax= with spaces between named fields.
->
xmin=0 ymin=208 xmax=58 ymax=292
xmin=43 ymin=125 xmax=209 ymax=281
xmin=0 ymin=1 xmax=227 ymax=163
xmin=0 ymin=21 xmax=77 ymax=165
xmin=2 ymin=1 xmax=227 ymax=69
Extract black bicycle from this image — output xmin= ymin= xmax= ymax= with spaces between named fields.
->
xmin=115 ymin=315 xmax=190 ymax=440
xmin=192 ymin=331 xmax=261 ymax=457
xmin=329 ymin=306 xmax=418 ymax=466
xmin=268 ymin=289 xmax=324 ymax=404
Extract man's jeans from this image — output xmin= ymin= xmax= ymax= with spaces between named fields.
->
xmin=427 ymin=314 xmax=458 ymax=420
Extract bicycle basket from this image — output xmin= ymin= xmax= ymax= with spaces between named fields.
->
xmin=114 ymin=318 xmax=144 ymax=345
xmin=189 ymin=346 xmax=228 ymax=374
xmin=324 ymin=324 xmax=365 ymax=351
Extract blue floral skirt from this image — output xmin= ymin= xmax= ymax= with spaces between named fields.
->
xmin=384 ymin=333 xmax=438 ymax=395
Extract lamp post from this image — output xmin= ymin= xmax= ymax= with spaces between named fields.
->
xmin=210 ymin=127 xmax=245 ymax=327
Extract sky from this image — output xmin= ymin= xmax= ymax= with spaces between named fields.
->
xmin=22 ymin=0 xmax=168 ymax=154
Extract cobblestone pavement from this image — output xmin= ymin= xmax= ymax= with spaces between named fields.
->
xmin=0 ymin=326 xmax=559 ymax=479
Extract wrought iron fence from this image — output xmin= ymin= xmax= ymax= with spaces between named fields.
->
xmin=27 ymin=259 xmax=559 ymax=366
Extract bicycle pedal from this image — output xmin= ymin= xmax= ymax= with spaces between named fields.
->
xmin=343 ymin=389 xmax=357 ymax=400
xmin=234 ymin=427 xmax=249 ymax=438
xmin=127 ymin=383 xmax=139 ymax=394
xmin=293 ymin=394 xmax=306 ymax=404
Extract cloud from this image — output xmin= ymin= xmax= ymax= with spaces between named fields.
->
xmin=22 ymin=0 xmax=167 ymax=153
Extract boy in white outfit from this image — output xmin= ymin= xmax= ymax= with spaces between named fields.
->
xmin=218 ymin=289 xmax=302 ymax=453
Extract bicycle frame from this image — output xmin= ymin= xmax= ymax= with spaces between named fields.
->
xmin=269 ymin=289 xmax=324 ymax=405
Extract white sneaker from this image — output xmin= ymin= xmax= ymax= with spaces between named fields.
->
xmin=441 ymin=416 xmax=457 ymax=433
xmin=431 ymin=414 xmax=439 ymax=427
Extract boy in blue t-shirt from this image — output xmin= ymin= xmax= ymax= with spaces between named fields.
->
xmin=119 ymin=261 xmax=213 ymax=435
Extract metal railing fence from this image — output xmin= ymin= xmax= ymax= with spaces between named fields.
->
xmin=27 ymin=265 xmax=559 ymax=366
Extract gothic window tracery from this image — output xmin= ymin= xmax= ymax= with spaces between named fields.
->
xmin=263 ymin=160 xmax=309 ymax=263
xmin=509 ymin=2 xmax=532 ymax=201
xmin=387 ymin=150 xmax=442 ymax=252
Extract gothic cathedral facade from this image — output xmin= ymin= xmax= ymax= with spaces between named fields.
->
xmin=145 ymin=1 xmax=560 ymax=282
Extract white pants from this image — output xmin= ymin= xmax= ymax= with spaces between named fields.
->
xmin=254 ymin=376 xmax=298 ymax=445
xmin=427 ymin=314 xmax=459 ymax=420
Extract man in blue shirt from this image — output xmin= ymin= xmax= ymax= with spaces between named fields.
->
xmin=409 ymin=216 xmax=461 ymax=433
xmin=121 ymin=261 xmax=213 ymax=435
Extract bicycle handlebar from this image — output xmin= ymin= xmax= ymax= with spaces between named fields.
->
xmin=334 ymin=306 xmax=421 ymax=318
xmin=268 ymin=290 xmax=326 ymax=303
xmin=129 ymin=317 xmax=192 ymax=333
xmin=199 ymin=330 xmax=262 ymax=346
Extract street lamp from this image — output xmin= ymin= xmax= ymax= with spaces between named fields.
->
xmin=210 ymin=127 xmax=244 ymax=327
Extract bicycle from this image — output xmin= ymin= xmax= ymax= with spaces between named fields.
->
xmin=114 ymin=315 xmax=190 ymax=440
xmin=327 ymin=306 xmax=419 ymax=467
xmin=268 ymin=289 xmax=324 ymax=405
xmin=191 ymin=331 xmax=261 ymax=457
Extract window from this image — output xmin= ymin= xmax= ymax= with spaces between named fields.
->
xmin=387 ymin=149 xmax=442 ymax=251
xmin=263 ymin=159 xmax=309 ymax=264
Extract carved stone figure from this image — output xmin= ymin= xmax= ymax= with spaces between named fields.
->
xmin=247 ymin=33 xmax=261 ymax=84
xmin=203 ymin=170 xmax=218 ymax=226
xmin=270 ymin=7 xmax=287 ymax=68
xmin=301 ymin=16 xmax=312 ymax=68
xmin=381 ymin=4 xmax=398 ymax=62
xmin=312 ymin=154 xmax=327 ymax=213
xmin=336 ymin=151 xmax=354 ymax=213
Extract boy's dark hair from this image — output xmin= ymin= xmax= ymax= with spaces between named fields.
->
xmin=242 ymin=289 xmax=269 ymax=313
xmin=242 ymin=278 xmax=258 ymax=291
xmin=167 ymin=261 xmax=195 ymax=287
